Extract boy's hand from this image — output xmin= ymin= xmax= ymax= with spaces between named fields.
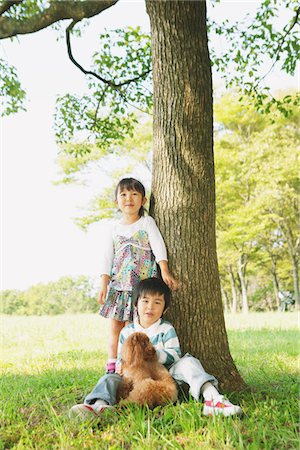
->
xmin=98 ymin=275 xmax=110 ymax=304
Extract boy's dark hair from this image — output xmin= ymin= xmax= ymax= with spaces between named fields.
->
xmin=133 ymin=278 xmax=171 ymax=311
xmin=115 ymin=177 xmax=146 ymax=217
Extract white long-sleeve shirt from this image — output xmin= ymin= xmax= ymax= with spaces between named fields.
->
xmin=99 ymin=216 xmax=168 ymax=279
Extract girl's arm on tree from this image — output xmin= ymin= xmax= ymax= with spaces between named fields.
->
xmin=146 ymin=216 xmax=179 ymax=289
xmin=158 ymin=260 xmax=179 ymax=290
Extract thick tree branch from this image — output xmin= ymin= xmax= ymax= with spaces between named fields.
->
xmin=0 ymin=0 xmax=118 ymax=39
xmin=0 ymin=0 xmax=22 ymax=16
xmin=66 ymin=20 xmax=151 ymax=89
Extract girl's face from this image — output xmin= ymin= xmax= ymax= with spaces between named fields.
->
xmin=116 ymin=188 xmax=146 ymax=218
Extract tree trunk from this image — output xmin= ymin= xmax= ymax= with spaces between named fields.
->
xmin=237 ymin=253 xmax=249 ymax=314
xmin=271 ymin=257 xmax=280 ymax=309
xmin=291 ymin=253 xmax=300 ymax=309
xmin=221 ymin=284 xmax=230 ymax=314
xmin=146 ymin=0 xmax=245 ymax=391
xmin=277 ymin=219 xmax=299 ymax=309
xmin=228 ymin=265 xmax=239 ymax=314
xmin=285 ymin=234 xmax=299 ymax=309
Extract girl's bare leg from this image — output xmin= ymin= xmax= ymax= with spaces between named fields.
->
xmin=108 ymin=319 xmax=126 ymax=359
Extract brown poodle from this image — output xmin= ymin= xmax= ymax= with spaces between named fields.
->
xmin=117 ymin=332 xmax=178 ymax=409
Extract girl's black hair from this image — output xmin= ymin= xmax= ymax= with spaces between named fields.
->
xmin=115 ymin=177 xmax=146 ymax=217
xmin=133 ymin=278 xmax=171 ymax=312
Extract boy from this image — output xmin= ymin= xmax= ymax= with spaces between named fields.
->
xmin=70 ymin=278 xmax=242 ymax=419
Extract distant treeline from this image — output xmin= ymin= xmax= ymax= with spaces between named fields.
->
xmin=1 ymin=276 xmax=99 ymax=315
xmin=1 ymin=273 xmax=296 ymax=315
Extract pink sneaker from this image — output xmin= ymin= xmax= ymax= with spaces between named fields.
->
xmin=69 ymin=403 xmax=111 ymax=420
xmin=203 ymin=396 xmax=243 ymax=417
xmin=105 ymin=361 xmax=116 ymax=374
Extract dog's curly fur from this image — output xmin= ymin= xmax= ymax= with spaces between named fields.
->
xmin=117 ymin=332 xmax=178 ymax=409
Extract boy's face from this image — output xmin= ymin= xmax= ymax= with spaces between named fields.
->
xmin=137 ymin=291 xmax=165 ymax=328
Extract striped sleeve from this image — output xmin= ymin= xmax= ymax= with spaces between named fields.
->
xmin=155 ymin=323 xmax=181 ymax=367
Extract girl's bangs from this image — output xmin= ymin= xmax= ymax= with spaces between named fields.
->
xmin=118 ymin=179 xmax=145 ymax=196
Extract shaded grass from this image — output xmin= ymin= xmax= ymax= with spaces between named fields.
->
xmin=1 ymin=313 xmax=299 ymax=449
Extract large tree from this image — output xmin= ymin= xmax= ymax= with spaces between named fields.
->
xmin=2 ymin=0 xmax=298 ymax=390
xmin=145 ymin=1 xmax=243 ymax=387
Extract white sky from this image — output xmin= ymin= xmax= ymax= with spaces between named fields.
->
xmin=1 ymin=1 xmax=298 ymax=290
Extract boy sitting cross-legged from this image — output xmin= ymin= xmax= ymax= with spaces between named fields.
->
xmin=69 ymin=278 xmax=242 ymax=420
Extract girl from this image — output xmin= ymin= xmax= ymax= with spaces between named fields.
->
xmin=98 ymin=177 xmax=178 ymax=374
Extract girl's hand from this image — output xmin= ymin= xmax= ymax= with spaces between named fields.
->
xmin=162 ymin=272 xmax=179 ymax=291
xmin=98 ymin=275 xmax=110 ymax=304
xmin=98 ymin=288 xmax=107 ymax=304
xmin=159 ymin=260 xmax=179 ymax=291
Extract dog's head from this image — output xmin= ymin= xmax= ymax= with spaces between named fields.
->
xmin=121 ymin=332 xmax=157 ymax=366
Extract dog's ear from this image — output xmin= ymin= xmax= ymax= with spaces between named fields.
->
xmin=122 ymin=333 xmax=144 ymax=365
xmin=144 ymin=341 xmax=157 ymax=361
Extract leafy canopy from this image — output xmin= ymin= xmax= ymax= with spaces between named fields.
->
xmin=1 ymin=0 xmax=299 ymax=127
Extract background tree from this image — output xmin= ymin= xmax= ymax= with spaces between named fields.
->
xmin=215 ymin=92 xmax=299 ymax=311
xmin=214 ymin=95 xmax=267 ymax=314
xmin=208 ymin=0 xmax=299 ymax=114
xmin=1 ymin=276 xmax=98 ymax=315
xmin=253 ymin=123 xmax=300 ymax=307
xmin=1 ymin=1 xmax=298 ymax=117
xmin=1 ymin=289 xmax=26 ymax=314
xmin=0 ymin=57 xmax=25 ymax=115
xmin=55 ymin=118 xmax=153 ymax=229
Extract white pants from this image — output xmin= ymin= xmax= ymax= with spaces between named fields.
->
xmin=169 ymin=353 xmax=218 ymax=400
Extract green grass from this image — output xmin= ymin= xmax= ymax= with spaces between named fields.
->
xmin=1 ymin=313 xmax=299 ymax=449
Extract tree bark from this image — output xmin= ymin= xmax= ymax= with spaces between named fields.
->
xmin=228 ymin=265 xmax=239 ymax=314
xmin=146 ymin=0 xmax=245 ymax=391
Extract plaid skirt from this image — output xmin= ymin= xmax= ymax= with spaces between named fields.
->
xmin=99 ymin=288 xmax=134 ymax=322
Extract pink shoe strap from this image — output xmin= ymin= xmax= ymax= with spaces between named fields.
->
xmin=205 ymin=400 xmax=229 ymax=408
xmin=105 ymin=361 xmax=116 ymax=373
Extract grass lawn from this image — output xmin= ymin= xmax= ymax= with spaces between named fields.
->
xmin=1 ymin=312 xmax=299 ymax=449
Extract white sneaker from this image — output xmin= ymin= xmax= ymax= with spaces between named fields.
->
xmin=203 ymin=396 xmax=243 ymax=417
xmin=69 ymin=403 xmax=111 ymax=420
